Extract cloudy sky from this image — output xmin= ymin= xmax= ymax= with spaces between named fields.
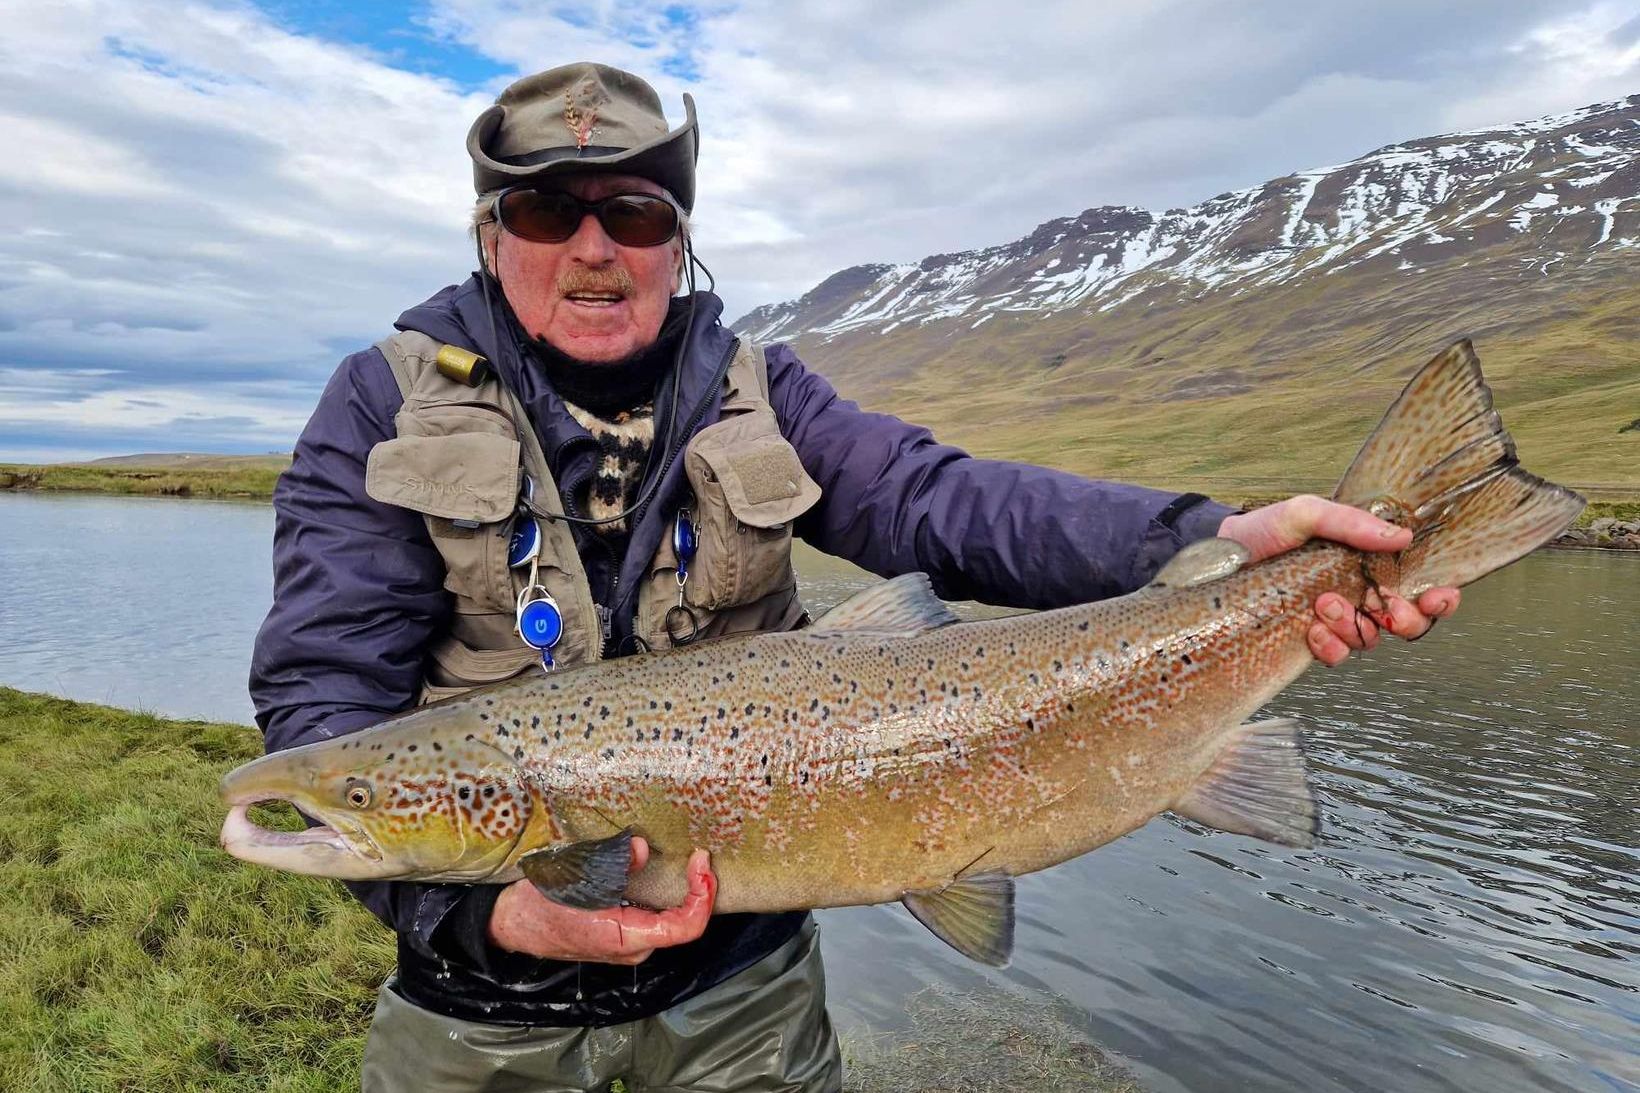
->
xmin=2 ymin=0 xmax=1637 ymax=460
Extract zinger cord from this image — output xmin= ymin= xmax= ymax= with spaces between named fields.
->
xmin=473 ymin=229 xmax=721 ymax=528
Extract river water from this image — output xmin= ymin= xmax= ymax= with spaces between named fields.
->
xmin=0 ymin=491 xmax=1635 ymax=1092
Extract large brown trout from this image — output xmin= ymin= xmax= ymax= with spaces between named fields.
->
xmin=221 ymin=341 xmax=1583 ymax=965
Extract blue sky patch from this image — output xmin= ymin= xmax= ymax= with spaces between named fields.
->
xmin=257 ymin=0 xmax=514 ymax=88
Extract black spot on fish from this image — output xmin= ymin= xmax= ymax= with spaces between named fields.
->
xmin=555 ymin=730 xmax=563 ymax=741
xmin=673 ymin=728 xmax=684 ymax=741
xmin=808 ymin=698 xmax=819 ymax=712
xmin=1120 ymin=640 xmax=1130 ymax=650
xmin=541 ymin=736 xmax=551 ymax=746
xmin=1181 ymin=654 xmax=1193 ymax=665
xmin=483 ymin=786 xmax=495 ymax=798
xmin=511 ymin=718 xmax=521 ymax=728
xmin=960 ymin=661 xmax=969 ymax=672
xmin=716 ymin=706 xmax=726 ymax=720
xmin=432 ymin=742 xmax=442 ymax=752
xmin=583 ymin=697 xmax=593 ymax=708
xmin=598 ymin=706 xmax=610 ymax=719
xmin=976 ymin=645 xmax=985 ymax=656
xmin=1028 ymin=673 xmax=1039 ymax=685
xmin=651 ymin=728 xmax=661 ymax=741
xmin=458 ymin=787 xmax=470 ymax=800
xmin=1161 ymin=674 xmax=1169 ymax=683
xmin=1212 ymin=596 xmax=1222 ymax=609
xmin=763 ymin=774 xmax=772 ymax=786
xmin=1026 ymin=717 xmax=1035 ymax=730
xmin=832 ymin=673 xmax=842 ymax=684
xmin=512 ymin=747 xmax=523 ymax=761
xmin=583 ymin=726 xmax=593 ymax=740
xmin=1078 ymin=621 xmax=1089 ymax=632
xmin=664 ymin=701 xmax=673 ymax=712
xmin=602 ymin=748 xmax=614 ymax=759
xmin=497 ymin=726 xmax=510 ymax=739
xmin=484 ymin=698 xmax=494 ymax=707
xmin=499 ymin=808 xmax=509 ymax=817
xmin=407 ymin=744 xmax=417 ymax=752
xmin=385 ymin=753 xmax=395 ymax=762
xmin=800 ymin=771 xmax=809 ymax=785
xmin=1052 ymin=659 xmax=1063 ymax=672
xmin=849 ymin=681 xmax=858 ymax=693
xmin=760 ymin=754 xmax=768 ymax=767
xmin=624 ymin=715 xmax=634 ymax=728
xmin=465 ymin=734 xmax=475 ymax=742
xmin=744 ymin=703 xmax=755 ymax=715
xmin=711 ymin=675 xmax=720 ymax=685
xmin=780 ymin=658 xmax=791 ymax=669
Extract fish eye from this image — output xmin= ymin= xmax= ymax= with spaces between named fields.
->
xmin=345 ymin=780 xmax=372 ymax=809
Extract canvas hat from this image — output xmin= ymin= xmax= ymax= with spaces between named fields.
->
xmin=467 ymin=63 xmax=699 ymax=212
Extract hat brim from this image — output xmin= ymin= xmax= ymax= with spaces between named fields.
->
xmin=468 ymin=93 xmax=698 ymax=212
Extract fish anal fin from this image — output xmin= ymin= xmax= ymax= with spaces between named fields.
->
xmin=809 ymin=572 xmax=960 ymax=637
xmin=1149 ymin=538 xmax=1250 ymax=589
xmin=518 ymin=829 xmax=633 ymax=909
xmin=902 ymin=870 xmax=1015 ymax=967
xmin=1175 ymin=718 xmax=1318 ymax=848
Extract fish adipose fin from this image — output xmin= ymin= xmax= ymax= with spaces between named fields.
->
xmin=1148 ymin=538 xmax=1250 ymax=589
xmin=902 ymin=871 xmax=1015 ymax=967
xmin=809 ymin=572 xmax=960 ymax=637
xmin=1335 ymin=339 xmax=1584 ymax=599
xmin=1175 ymin=718 xmax=1317 ymax=848
xmin=518 ymin=829 xmax=634 ymax=909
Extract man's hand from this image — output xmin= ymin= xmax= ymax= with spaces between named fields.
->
xmin=1217 ymin=495 xmax=1460 ymax=668
xmin=487 ymin=838 xmax=716 ymax=965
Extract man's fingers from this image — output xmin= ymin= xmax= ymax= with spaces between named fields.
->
xmin=1417 ymin=588 xmax=1460 ymax=618
xmin=629 ymin=835 xmax=650 ymax=873
xmin=1381 ymin=595 xmax=1434 ymax=640
xmin=1302 ymin=499 xmax=1412 ymax=554
xmin=1315 ymin=593 xmax=1379 ymax=650
xmin=606 ymin=849 xmax=717 ymax=951
xmin=1307 ymin=622 xmax=1352 ymax=667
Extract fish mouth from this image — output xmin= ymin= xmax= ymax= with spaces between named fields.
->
xmin=218 ymin=800 xmax=392 ymax=879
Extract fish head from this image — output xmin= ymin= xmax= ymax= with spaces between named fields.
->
xmin=219 ymin=726 xmax=541 ymax=883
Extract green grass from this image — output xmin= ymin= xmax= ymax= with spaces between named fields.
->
xmin=0 ymin=688 xmax=393 ymax=1092
xmin=0 ymin=688 xmax=1142 ymax=1092
xmin=0 ymin=457 xmax=288 ymax=501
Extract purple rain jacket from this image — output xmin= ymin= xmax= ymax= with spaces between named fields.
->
xmin=249 ymin=276 xmax=1234 ymax=1026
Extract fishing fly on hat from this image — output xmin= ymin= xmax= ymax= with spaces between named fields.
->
xmin=467 ymin=62 xmax=699 ymax=211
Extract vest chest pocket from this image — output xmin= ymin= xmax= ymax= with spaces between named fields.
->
xmin=682 ymin=410 xmax=821 ymax=611
xmin=365 ymin=431 xmax=521 ymax=613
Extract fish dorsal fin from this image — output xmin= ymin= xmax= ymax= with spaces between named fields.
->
xmin=1149 ymin=538 xmax=1250 ymax=589
xmin=808 ymin=573 xmax=960 ymax=636
xmin=1174 ymin=718 xmax=1317 ymax=847
xmin=518 ymin=829 xmax=633 ymax=910
xmin=902 ymin=871 xmax=1015 ymax=967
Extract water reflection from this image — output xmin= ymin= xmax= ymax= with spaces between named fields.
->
xmin=1 ymin=495 xmax=1636 ymax=1091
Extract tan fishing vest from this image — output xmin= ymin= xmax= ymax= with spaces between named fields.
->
xmin=363 ymin=330 xmax=821 ymax=704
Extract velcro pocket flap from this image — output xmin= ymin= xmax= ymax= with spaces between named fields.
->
xmin=692 ymin=428 xmax=821 ymax=528
xmin=365 ymin=433 xmax=520 ymax=522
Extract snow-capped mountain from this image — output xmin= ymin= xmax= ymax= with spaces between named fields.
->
xmin=737 ymin=95 xmax=1637 ymax=344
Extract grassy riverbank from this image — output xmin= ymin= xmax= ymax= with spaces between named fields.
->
xmin=0 ymin=688 xmax=1139 ymax=1092
xmin=0 ymin=455 xmax=289 ymax=500
xmin=3 ymin=456 xmax=1634 ymax=529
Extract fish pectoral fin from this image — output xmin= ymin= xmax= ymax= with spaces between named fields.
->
xmin=1175 ymin=717 xmax=1318 ymax=848
xmin=1148 ymin=538 xmax=1250 ymax=589
xmin=807 ymin=572 xmax=960 ymax=637
xmin=902 ymin=871 xmax=1015 ymax=967
xmin=518 ymin=829 xmax=634 ymax=910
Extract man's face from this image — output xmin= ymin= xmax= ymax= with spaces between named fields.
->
xmin=491 ymin=172 xmax=683 ymax=363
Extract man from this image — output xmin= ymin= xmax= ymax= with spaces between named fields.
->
xmin=250 ymin=63 xmax=1457 ymax=1092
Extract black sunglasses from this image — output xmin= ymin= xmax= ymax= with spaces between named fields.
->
xmin=494 ymin=188 xmax=681 ymax=248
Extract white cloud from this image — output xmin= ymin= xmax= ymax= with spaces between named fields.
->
xmin=0 ymin=0 xmax=1635 ymax=459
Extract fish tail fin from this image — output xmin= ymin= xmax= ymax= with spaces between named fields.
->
xmin=1333 ymin=339 xmax=1584 ymax=599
